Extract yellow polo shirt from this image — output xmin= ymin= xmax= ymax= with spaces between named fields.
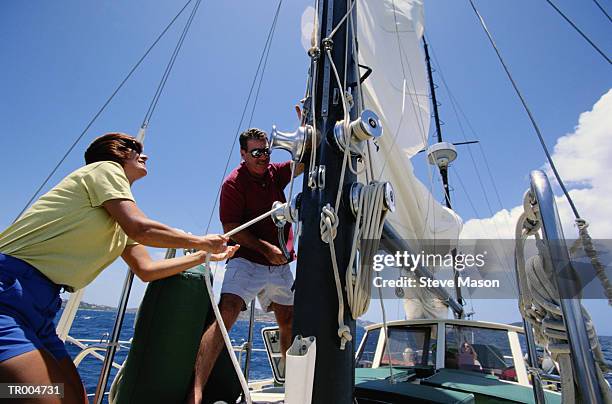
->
xmin=0 ymin=161 xmax=137 ymax=290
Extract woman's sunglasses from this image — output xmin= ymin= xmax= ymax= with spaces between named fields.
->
xmin=122 ymin=138 xmax=143 ymax=155
xmin=249 ymin=147 xmax=271 ymax=158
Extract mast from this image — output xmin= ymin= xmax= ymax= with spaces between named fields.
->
xmin=422 ymin=36 xmax=465 ymax=312
xmin=292 ymin=0 xmax=359 ymax=402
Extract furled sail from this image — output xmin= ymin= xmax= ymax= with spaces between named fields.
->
xmin=356 ymin=0 xmax=463 ymax=318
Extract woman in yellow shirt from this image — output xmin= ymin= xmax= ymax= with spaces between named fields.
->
xmin=0 ymin=132 xmax=238 ymax=403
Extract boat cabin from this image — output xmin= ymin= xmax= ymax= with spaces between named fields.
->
xmin=356 ymin=319 xmax=529 ymax=385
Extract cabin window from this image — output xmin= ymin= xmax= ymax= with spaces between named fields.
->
xmin=445 ymin=325 xmax=517 ymax=381
xmin=379 ymin=326 xmax=437 ymax=367
xmin=356 ymin=328 xmax=380 ymax=368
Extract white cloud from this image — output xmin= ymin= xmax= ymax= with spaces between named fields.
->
xmin=549 ymin=89 xmax=612 ymax=239
xmin=458 ymin=90 xmax=612 ymax=332
xmin=463 ymin=89 xmax=612 ymax=239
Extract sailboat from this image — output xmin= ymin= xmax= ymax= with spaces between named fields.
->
xmin=1 ymin=0 xmax=610 ymax=403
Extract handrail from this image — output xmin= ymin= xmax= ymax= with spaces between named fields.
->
xmin=243 ymin=299 xmax=257 ymax=380
xmin=93 ymin=268 xmax=136 ymax=404
xmin=521 ymin=319 xmax=546 ymax=404
xmin=73 ymin=345 xmax=123 ymax=369
xmin=529 ymin=170 xmax=605 ymax=403
xmin=66 ymin=336 xmax=129 ymax=369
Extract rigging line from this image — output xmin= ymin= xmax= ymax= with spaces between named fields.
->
xmin=305 ymin=0 xmax=321 ymax=185
xmin=343 ymin=2 xmax=367 ymax=178
xmin=304 ymin=0 xmax=320 ymax=181
xmin=247 ymin=0 xmax=283 ymax=127
xmin=467 ymin=0 xmax=581 ymax=220
xmin=342 ymin=0 xmax=368 ymax=177
xmin=347 ymin=1 xmax=371 ymax=183
xmin=430 ymin=66 xmax=515 ymax=276
xmin=142 ymin=0 xmax=203 ymax=128
xmin=328 ymin=0 xmax=356 ymax=40
xmin=427 ymin=39 xmax=507 ymax=224
xmin=592 ymin=0 xmax=612 ymax=23
xmin=348 ymin=0 xmax=365 ymax=113
xmin=309 ymin=60 xmax=318 ymax=176
xmin=342 ymin=0 xmax=349 ymax=91
xmin=429 ymin=42 xmax=505 ymax=213
xmin=13 ymin=0 xmax=196 ymax=223
xmin=427 ymin=46 xmax=518 ymax=273
xmin=204 ymin=0 xmax=283 ymax=234
xmin=544 ymin=0 xmax=611 ymax=64
xmin=451 ymin=168 xmax=518 ymax=296
xmin=325 ymin=49 xmax=352 ymax=212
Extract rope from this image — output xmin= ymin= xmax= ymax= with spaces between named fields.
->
xmin=327 ymin=0 xmax=356 ymax=40
xmin=320 ymin=45 xmax=355 ymax=351
xmin=427 ymin=39 xmax=508 ymax=223
xmin=467 ymin=0 xmax=582 ymax=220
xmin=570 ymin=219 xmax=612 ymax=306
xmin=305 ymin=0 xmax=321 ymax=188
xmin=204 ymin=0 xmax=283 ymax=234
xmin=324 ymin=48 xmax=352 ymax=213
xmin=246 ymin=1 xmax=282 ymax=129
xmin=346 ymin=182 xmax=388 ymax=318
xmin=319 ymin=5 xmax=389 ymax=350
xmin=592 ymin=0 xmax=612 ymax=23
xmin=193 ymin=202 xmax=287 ymax=404
xmin=451 ymin=168 xmax=519 ymax=297
xmin=515 ymin=199 xmax=612 ymax=403
xmin=140 ymin=0 xmax=203 ymax=131
xmin=320 ymin=204 xmax=352 ymax=350
xmin=203 ymin=255 xmax=252 ymax=404
xmin=544 ymin=0 xmax=611 ymax=64
xmin=14 ymin=0 xmax=197 ymax=222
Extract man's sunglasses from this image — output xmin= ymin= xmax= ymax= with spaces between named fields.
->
xmin=249 ymin=147 xmax=271 ymax=158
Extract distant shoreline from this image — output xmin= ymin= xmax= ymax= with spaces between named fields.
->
xmin=64 ymin=301 xmax=612 ymax=337
xmin=61 ymin=299 xmax=376 ymax=326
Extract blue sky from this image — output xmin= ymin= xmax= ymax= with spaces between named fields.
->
xmin=1 ymin=1 xmax=610 ymax=333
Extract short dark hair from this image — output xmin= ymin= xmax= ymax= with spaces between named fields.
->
xmin=84 ymin=132 xmax=143 ymax=165
xmin=239 ymin=128 xmax=267 ymax=150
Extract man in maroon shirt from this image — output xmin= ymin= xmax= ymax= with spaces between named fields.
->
xmin=188 ymin=128 xmax=303 ymax=402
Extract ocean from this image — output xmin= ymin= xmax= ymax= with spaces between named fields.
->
xmin=60 ymin=310 xmax=611 ymax=400
xmin=60 ymin=309 xmax=367 ymax=400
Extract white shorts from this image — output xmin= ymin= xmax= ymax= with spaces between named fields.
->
xmin=221 ymin=257 xmax=294 ymax=312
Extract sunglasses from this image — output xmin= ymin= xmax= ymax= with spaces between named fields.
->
xmin=122 ymin=139 xmax=143 ymax=155
xmin=249 ymin=147 xmax=271 ymax=158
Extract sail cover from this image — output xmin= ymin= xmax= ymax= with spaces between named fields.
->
xmin=356 ymin=0 xmax=463 ymax=318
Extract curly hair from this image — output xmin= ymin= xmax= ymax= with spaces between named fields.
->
xmin=84 ymin=132 xmax=143 ymax=165
xmin=239 ymin=128 xmax=267 ymax=150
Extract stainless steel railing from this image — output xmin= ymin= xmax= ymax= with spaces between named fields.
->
xmin=529 ymin=169 xmax=605 ymax=403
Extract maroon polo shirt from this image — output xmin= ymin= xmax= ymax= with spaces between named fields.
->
xmin=219 ymin=161 xmax=295 ymax=266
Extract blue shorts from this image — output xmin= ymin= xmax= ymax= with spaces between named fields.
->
xmin=0 ymin=253 xmax=69 ymax=362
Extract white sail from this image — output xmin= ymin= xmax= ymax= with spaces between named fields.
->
xmin=357 ymin=0 xmax=463 ymax=319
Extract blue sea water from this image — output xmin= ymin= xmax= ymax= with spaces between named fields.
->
xmin=60 ymin=310 xmax=611 ymax=399
xmin=59 ymin=309 xmax=366 ymax=399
